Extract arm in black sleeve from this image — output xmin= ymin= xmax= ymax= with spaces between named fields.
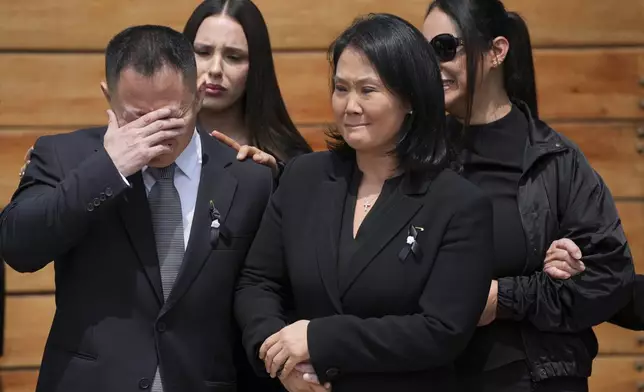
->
xmin=0 ymin=135 xmax=128 ymax=272
xmin=609 ymin=274 xmax=644 ymax=331
xmin=497 ymin=150 xmax=635 ymax=332
xmin=234 ymin=158 xmax=298 ymax=376
xmin=307 ymin=193 xmax=494 ymax=379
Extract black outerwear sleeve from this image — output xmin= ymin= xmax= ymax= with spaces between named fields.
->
xmin=496 ymin=149 xmax=634 ymax=332
xmin=307 ymin=193 xmax=494 ymax=379
xmin=609 ymin=274 xmax=644 ymax=331
xmin=233 ymin=157 xmax=297 ymax=376
xmin=0 ymin=135 xmax=128 ymax=273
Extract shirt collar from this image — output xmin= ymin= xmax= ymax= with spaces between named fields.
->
xmin=174 ymin=128 xmax=201 ymax=180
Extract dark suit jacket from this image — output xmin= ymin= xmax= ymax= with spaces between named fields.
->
xmin=0 ymin=127 xmax=277 ymax=392
xmin=234 ymin=151 xmax=495 ymax=392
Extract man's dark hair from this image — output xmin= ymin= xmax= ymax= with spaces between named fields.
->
xmin=105 ymin=25 xmax=198 ymax=92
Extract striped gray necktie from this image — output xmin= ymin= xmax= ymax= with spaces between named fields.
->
xmin=147 ymin=163 xmax=185 ymax=392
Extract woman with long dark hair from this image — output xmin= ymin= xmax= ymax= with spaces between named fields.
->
xmin=183 ymin=0 xmax=311 ymax=176
xmin=19 ymin=0 xmax=311 ymax=179
xmin=422 ymin=1 xmax=635 ymax=390
xmin=234 ymin=13 xmax=495 ymax=392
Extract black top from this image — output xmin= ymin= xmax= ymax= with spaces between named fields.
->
xmin=338 ymin=166 xmax=404 ymax=288
xmin=455 ymin=105 xmax=530 ymax=371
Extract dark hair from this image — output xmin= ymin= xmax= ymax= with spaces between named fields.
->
xmin=427 ymin=0 xmax=538 ymax=126
xmin=183 ymin=0 xmax=312 ymax=160
xmin=105 ymin=25 xmax=197 ymax=93
xmin=326 ymin=13 xmax=455 ymax=175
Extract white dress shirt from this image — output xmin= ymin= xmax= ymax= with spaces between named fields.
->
xmin=121 ymin=130 xmax=202 ymax=249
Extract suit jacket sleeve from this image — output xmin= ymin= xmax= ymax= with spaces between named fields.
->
xmin=234 ymin=158 xmax=296 ymax=376
xmin=496 ymin=149 xmax=635 ymax=332
xmin=0 ymin=135 xmax=128 ymax=272
xmin=307 ymin=192 xmax=494 ymax=379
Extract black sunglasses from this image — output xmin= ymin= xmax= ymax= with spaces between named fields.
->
xmin=429 ymin=33 xmax=464 ymax=62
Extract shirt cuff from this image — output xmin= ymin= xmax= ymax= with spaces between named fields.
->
xmin=119 ymin=172 xmax=132 ymax=187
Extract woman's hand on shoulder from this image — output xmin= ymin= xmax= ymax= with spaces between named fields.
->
xmin=211 ymin=130 xmax=279 ymax=177
xmin=19 ymin=145 xmax=34 ymax=178
xmin=543 ymin=238 xmax=584 ymax=280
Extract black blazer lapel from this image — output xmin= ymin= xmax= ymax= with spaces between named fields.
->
xmin=314 ymin=157 xmax=354 ymax=314
xmin=118 ymin=173 xmax=164 ymax=305
xmin=338 ymin=174 xmax=430 ymax=296
xmin=161 ymin=133 xmax=237 ymax=315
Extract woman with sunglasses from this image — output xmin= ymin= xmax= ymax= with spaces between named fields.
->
xmin=422 ymin=1 xmax=634 ymax=391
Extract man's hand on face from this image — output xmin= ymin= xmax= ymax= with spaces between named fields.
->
xmin=103 ymin=108 xmax=185 ymax=177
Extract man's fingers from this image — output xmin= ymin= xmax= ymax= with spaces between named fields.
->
xmin=126 ymin=107 xmax=173 ymax=130
xmin=139 ymin=118 xmax=186 ymax=137
xmin=144 ymin=128 xmax=184 ymax=145
xmin=211 ymin=130 xmax=241 ymax=151
xmin=147 ymin=144 xmax=173 ymax=160
xmin=552 ymin=238 xmax=582 ymax=259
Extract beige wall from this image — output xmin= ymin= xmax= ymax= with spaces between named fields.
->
xmin=0 ymin=0 xmax=643 ymax=390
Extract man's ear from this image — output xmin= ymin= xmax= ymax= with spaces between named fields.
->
xmin=100 ymin=81 xmax=111 ymax=103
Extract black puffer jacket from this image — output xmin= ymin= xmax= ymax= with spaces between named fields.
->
xmin=488 ymin=102 xmax=635 ymax=381
xmin=610 ymin=275 xmax=644 ymax=330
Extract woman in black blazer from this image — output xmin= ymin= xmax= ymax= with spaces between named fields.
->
xmin=234 ymin=14 xmax=495 ymax=392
